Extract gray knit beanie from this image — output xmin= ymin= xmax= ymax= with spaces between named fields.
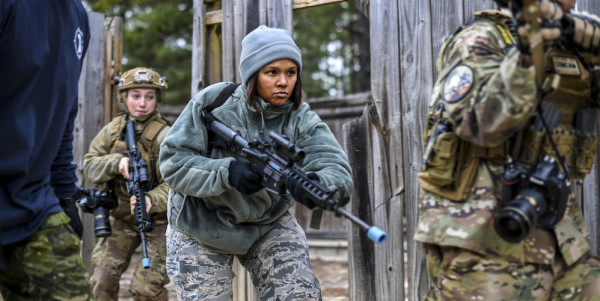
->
xmin=239 ymin=25 xmax=302 ymax=85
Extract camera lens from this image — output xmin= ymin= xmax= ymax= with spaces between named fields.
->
xmin=494 ymin=188 xmax=545 ymax=243
xmin=93 ymin=207 xmax=111 ymax=237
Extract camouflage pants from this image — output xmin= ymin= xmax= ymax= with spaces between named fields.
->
xmin=424 ymin=244 xmax=600 ymax=300
xmin=90 ymin=218 xmax=169 ymax=301
xmin=0 ymin=211 xmax=94 ymax=301
xmin=165 ymin=212 xmax=321 ymax=301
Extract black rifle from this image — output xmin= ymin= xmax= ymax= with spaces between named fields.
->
xmin=205 ymin=118 xmax=387 ymax=244
xmin=124 ymin=120 xmax=153 ymax=268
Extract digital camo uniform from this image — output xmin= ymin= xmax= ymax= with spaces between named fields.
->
xmin=414 ymin=9 xmax=600 ymax=301
xmin=165 ymin=212 xmax=317 ymax=300
xmin=83 ymin=68 xmax=171 ymax=301
xmin=160 ymin=25 xmax=353 ymax=301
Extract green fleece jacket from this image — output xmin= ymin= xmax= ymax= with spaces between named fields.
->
xmin=159 ymin=82 xmax=353 ymax=254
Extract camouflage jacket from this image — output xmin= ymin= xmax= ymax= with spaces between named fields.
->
xmin=414 ymin=10 xmax=595 ymax=266
xmin=83 ymin=112 xmax=171 ymax=225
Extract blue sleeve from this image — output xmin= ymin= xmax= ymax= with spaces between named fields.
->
xmin=51 ymin=5 xmax=89 ymax=199
xmin=0 ymin=0 xmax=15 ymax=39
xmin=51 ymin=96 xmax=79 ymax=198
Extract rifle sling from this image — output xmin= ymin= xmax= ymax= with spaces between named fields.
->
xmin=202 ymin=83 xmax=241 ymax=123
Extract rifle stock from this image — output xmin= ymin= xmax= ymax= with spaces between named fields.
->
xmin=207 ymin=118 xmax=387 ymax=244
xmin=125 ymin=120 xmax=153 ymax=268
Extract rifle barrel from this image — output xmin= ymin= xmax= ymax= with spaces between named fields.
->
xmin=335 ymin=207 xmax=387 ymax=244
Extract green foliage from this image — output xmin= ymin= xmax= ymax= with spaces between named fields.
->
xmin=85 ymin=0 xmax=193 ymax=105
xmin=293 ymin=2 xmax=370 ymax=98
xmin=86 ymin=0 xmax=369 ymax=103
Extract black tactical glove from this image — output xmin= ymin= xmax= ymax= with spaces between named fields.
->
xmin=563 ymin=11 xmax=600 ymax=54
xmin=228 ymin=161 xmax=264 ymax=194
xmin=60 ymin=196 xmax=83 ymax=239
xmin=286 ymin=172 xmax=320 ymax=209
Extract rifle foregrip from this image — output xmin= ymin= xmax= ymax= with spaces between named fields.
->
xmin=209 ymin=119 xmax=249 ymax=151
xmin=286 ymin=169 xmax=333 ymax=210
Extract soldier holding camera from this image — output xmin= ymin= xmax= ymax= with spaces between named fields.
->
xmin=414 ymin=0 xmax=600 ymax=299
xmin=83 ymin=67 xmax=171 ymax=301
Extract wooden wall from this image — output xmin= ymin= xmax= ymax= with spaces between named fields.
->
xmin=344 ymin=1 xmax=600 ymax=300
xmin=75 ymin=13 xmax=124 ymax=273
xmin=191 ymin=0 xmax=600 ymax=300
xmin=74 ymin=11 xmax=107 ymax=271
xmin=70 ymin=1 xmax=600 ymax=300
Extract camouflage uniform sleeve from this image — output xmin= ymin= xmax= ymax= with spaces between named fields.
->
xmin=144 ymin=124 xmax=170 ymax=213
xmin=145 ymin=182 xmax=168 ymax=213
xmin=432 ymin=22 xmax=538 ymax=147
xmin=83 ymin=122 xmax=126 ymax=184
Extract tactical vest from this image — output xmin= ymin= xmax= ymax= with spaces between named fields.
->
xmin=419 ymin=12 xmax=599 ymax=201
xmin=108 ymin=112 xmax=171 ymax=221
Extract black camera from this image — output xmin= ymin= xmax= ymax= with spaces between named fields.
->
xmin=494 ymin=156 xmax=569 ymax=243
xmin=77 ymin=186 xmax=117 ymax=237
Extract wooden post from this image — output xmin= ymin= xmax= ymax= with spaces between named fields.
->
xmin=103 ymin=17 xmax=123 ymax=123
xmin=578 ymin=0 xmax=600 ymax=257
xmin=192 ymin=0 xmax=206 ymax=96
xmin=74 ymin=11 xmax=106 ymax=272
xmin=266 ymin=0 xmax=292 ymax=30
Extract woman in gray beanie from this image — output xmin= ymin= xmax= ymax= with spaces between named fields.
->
xmin=159 ymin=25 xmax=353 ymax=300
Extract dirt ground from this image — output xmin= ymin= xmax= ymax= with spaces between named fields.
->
xmin=119 ymin=253 xmax=349 ymax=300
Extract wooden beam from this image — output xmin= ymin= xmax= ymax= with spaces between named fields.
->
xmin=205 ymin=10 xmax=222 ymax=25
xmin=103 ymin=16 xmax=122 ymax=123
xmin=293 ymin=0 xmax=348 ymax=10
xmin=75 ymin=11 xmax=106 ymax=273
xmin=205 ymin=0 xmax=348 ymax=25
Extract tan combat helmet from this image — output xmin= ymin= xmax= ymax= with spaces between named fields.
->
xmin=115 ymin=67 xmax=168 ymax=102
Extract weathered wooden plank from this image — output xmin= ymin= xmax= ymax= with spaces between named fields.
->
xmin=398 ymin=0 xmax=436 ymax=297
xmin=308 ymin=92 xmax=371 ymax=108
xmin=75 ymin=11 xmax=105 ymax=272
xmin=344 ymin=107 xmax=380 ymax=301
xmin=205 ymin=9 xmax=222 ymax=25
xmin=192 ymin=0 xmax=206 ymax=95
xmin=244 ymin=0 xmax=261 ymax=34
xmin=222 ymin=0 xmax=237 ymax=82
xmin=207 ymin=24 xmax=223 ymax=85
xmin=578 ymin=0 xmax=600 ymax=257
xmin=293 ymin=0 xmax=347 ymax=10
xmin=363 ymin=0 xmax=404 ymax=299
xmin=103 ymin=17 xmax=122 ymax=123
xmin=266 ymin=0 xmax=292 ymax=30
xmin=233 ymin=0 xmax=244 ymax=83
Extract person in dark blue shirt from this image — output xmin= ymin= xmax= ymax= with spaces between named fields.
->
xmin=0 ymin=0 xmax=94 ymax=299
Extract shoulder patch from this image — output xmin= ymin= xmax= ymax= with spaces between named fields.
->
xmin=442 ymin=65 xmax=474 ymax=103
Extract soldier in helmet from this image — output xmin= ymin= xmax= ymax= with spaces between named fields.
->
xmin=83 ymin=67 xmax=171 ymax=300
xmin=415 ymin=0 xmax=600 ymax=300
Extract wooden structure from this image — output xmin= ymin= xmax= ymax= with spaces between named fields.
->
xmin=75 ymin=13 xmax=123 ymax=271
xmin=190 ymin=0 xmax=600 ymax=300
xmin=72 ymin=1 xmax=600 ymax=300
